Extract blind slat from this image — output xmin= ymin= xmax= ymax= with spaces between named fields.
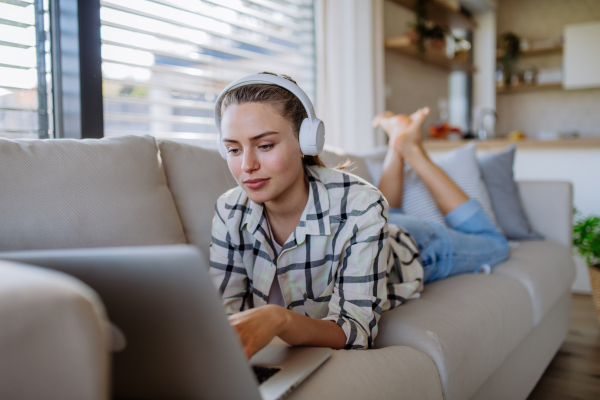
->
xmin=0 ymin=17 xmax=32 ymax=27
xmin=104 ymin=95 xmax=215 ymax=110
xmin=244 ymin=0 xmax=307 ymax=18
xmin=0 ymin=0 xmax=32 ymax=6
xmin=105 ymin=131 xmax=218 ymax=141
xmin=105 ymin=112 xmax=214 ymax=125
xmin=0 ymin=106 xmax=39 ymax=111
xmin=0 ymin=40 xmax=32 ymax=49
xmin=103 ymin=77 xmax=222 ymax=96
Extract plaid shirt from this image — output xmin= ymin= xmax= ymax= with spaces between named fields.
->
xmin=210 ymin=166 xmax=423 ymax=349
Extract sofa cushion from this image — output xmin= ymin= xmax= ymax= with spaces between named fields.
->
xmin=375 ymin=273 xmax=534 ymax=400
xmin=288 ymin=345 xmax=443 ymax=400
xmin=158 ymin=140 xmax=237 ymax=255
xmin=478 ymin=145 xmax=542 ymax=240
xmin=492 ymin=240 xmax=576 ymax=326
xmin=0 ymin=135 xmax=186 ymax=251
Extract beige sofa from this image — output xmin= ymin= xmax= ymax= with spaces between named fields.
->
xmin=0 ymin=135 xmax=575 ymax=400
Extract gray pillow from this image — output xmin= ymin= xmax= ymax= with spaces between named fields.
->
xmin=477 ymin=145 xmax=543 ymax=240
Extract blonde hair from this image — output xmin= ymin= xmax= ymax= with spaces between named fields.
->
xmin=217 ymin=72 xmax=327 ymax=168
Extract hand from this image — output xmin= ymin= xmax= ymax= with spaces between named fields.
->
xmin=228 ymin=305 xmax=288 ymax=359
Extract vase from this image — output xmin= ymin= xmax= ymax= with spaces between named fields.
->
xmin=588 ymin=265 xmax=600 ymax=326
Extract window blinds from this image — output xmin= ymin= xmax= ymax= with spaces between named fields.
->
xmin=100 ymin=0 xmax=316 ymax=141
xmin=0 ymin=0 xmax=52 ymax=139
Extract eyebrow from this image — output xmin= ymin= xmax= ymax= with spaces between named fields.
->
xmin=222 ymin=131 xmax=279 ymax=144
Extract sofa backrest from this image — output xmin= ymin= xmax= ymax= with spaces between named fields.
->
xmin=516 ymin=181 xmax=573 ymax=247
xmin=0 ymin=135 xmax=186 ymax=251
xmin=158 ymin=140 xmax=237 ymax=257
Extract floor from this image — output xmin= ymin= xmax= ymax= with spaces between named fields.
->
xmin=527 ymin=294 xmax=600 ymax=400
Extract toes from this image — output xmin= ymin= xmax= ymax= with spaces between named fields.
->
xmin=410 ymin=107 xmax=431 ymax=123
xmin=373 ymin=111 xmax=392 ymax=127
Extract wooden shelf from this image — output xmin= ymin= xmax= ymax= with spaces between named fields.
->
xmin=389 ymin=0 xmax=476 ymax=30
xmin=496 ymin=44 xmax=563 ymax=59
xmin=423 ymin=137 xmax=600 ymax=151
xmin=496 ymin=83 xmax=563 ymax=93
xmin=385 ymin=36 xmax=475 ymax=72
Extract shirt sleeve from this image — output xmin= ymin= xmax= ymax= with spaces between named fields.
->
xmin=322 ymin=195 xmax=390 ymax=350
xmin=209 ymin=201 xmax=252 ymax=314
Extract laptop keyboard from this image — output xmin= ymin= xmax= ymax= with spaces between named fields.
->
xmin=252 ymin=366 xmax=281 ymax=384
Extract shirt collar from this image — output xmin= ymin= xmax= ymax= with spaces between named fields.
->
xmin=244 ymin=166 xmax=331 ymax=249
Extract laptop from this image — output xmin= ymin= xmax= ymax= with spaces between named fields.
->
xmin=0 ymin=245 xmax=331 ymax=400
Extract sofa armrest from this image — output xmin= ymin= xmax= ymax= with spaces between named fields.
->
xmin=0 ymin=245 xmax=230 ymax=399
xmin=0 ymin=261 xmax=109 ymax=400
xmin=516 ymin=181 xmax=573 ymax=247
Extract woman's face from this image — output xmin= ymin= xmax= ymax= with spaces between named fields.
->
xmin=221 ymin=102 xmax=304 ymax=204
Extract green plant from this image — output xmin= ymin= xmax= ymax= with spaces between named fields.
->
xmin=573 ymin=212 xmax=600 ymax=269
xmin=498 ymin=32 xmax=521 ymax=87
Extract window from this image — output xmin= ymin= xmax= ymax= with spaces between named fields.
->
xmin=0 ymin=0 xmax=53 ymax=139
xmin=99 ymin=0 xmax=316 ymax=141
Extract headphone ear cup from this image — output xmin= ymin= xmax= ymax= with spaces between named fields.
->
xmin=299 ymin=118 xmax=325 ymax=156
xmin=313 ymin=120 xmax=325 ymax=155
xmin=217 ymin=134 xmax=227 ymax=159
xmin=298 ymin=118 xmax=313 ymax=155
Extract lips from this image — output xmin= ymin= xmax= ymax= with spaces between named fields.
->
xmin=244 ymin=178 xmax=270 ymax=190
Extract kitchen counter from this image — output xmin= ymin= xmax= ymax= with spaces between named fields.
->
xmin=423 ymin=137 xmax=600 ymax=151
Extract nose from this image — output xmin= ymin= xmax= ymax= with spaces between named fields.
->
xmin=241 ymin=148 xmax=259 ymax=173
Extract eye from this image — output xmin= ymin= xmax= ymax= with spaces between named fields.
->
xmin=259 ymin=144 xmax=274 ymax=151
xmin=227 ymin=148 xmax=240 ymax=155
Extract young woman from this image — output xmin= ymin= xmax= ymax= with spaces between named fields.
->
xmin=210 ymin=72 xmax=508 ymax=359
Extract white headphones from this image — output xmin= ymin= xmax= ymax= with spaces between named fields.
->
xmin=214 ymin=73 xmax=325 ymax=159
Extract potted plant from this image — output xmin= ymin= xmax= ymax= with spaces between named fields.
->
xmin=408 ymin=0 xmax=450 ymax=56
xmin=498 ymin=32 xmax=521 ymax=88
xmin=573 ymin=213 xmax=600 ymax=324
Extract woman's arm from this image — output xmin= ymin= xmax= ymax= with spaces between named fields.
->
xmin=209 ymin=198 xmax=252 ymax=314
xmin=229 ymin=305 xmax=346 ymax=359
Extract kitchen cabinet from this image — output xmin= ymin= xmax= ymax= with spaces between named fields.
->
xmin=564 ymin=21 xmax=600 ymax=90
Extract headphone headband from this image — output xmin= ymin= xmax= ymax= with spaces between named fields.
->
xmin=214 ymin=74 xmax=317 ymax=134
xmin=214 ymin=73 xmax=325 ymax=158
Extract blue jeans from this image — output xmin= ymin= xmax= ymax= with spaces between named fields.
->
xmin=389 ymin=200 xmax=509 ymax=284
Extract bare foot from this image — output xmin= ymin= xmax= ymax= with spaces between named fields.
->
xmin=373 ymin=107 xmax=430 ymax=157
xmin=373 ymin=111 xmax=411 ymax=142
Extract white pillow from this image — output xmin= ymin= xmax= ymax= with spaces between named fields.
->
xmin=367 ymin=142 xmax=500 ymax=230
